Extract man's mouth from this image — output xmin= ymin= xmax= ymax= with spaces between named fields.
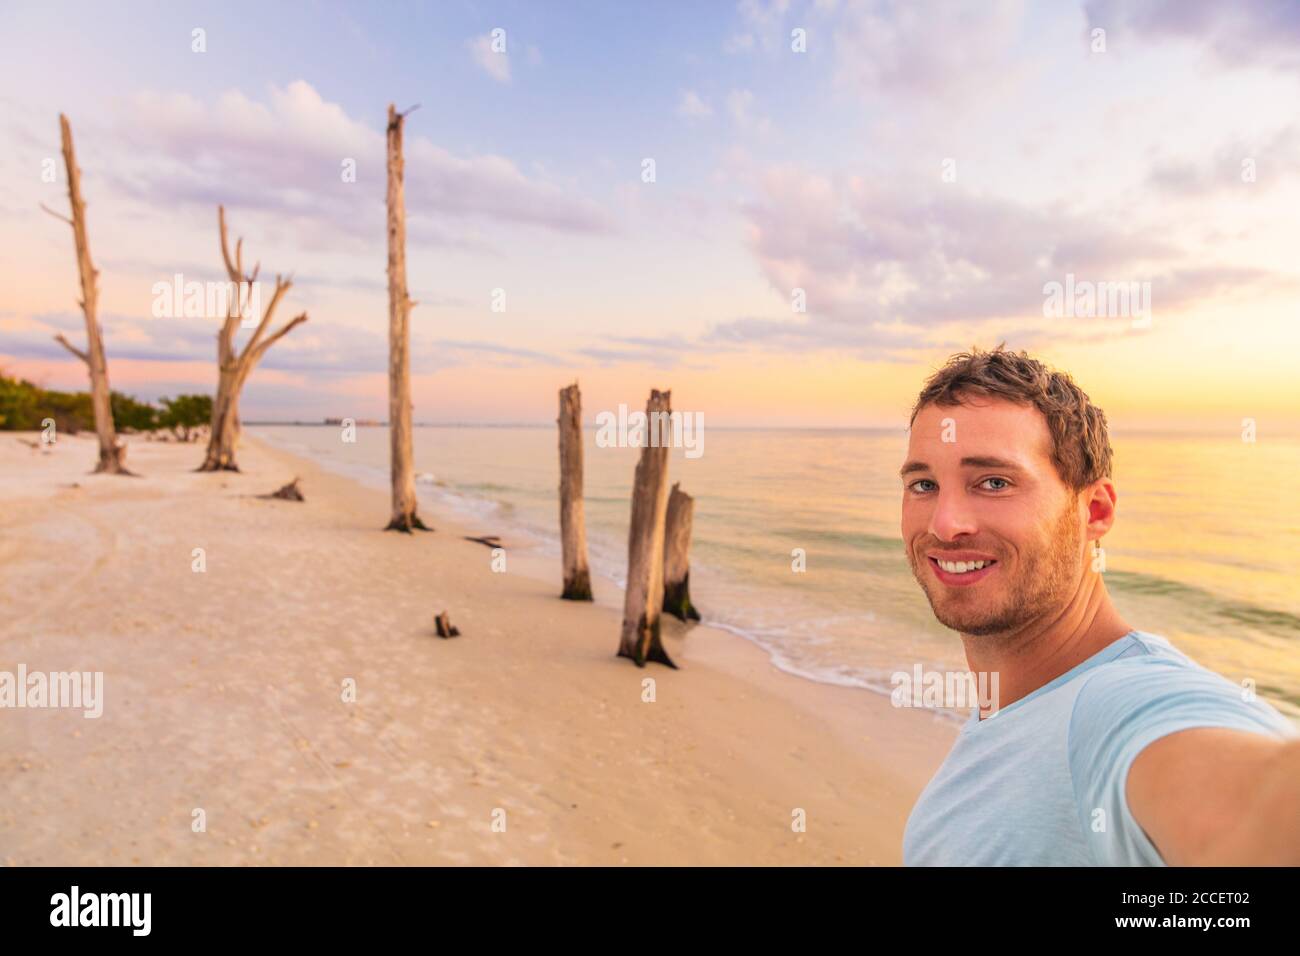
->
xmin=927 ymin=554 xmax=998 ymax=585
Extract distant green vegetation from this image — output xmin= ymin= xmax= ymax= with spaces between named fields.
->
xmin=0 ymin=370 xmax=211 ymax=437
xmin=157 ymin=394 xmax=213 ymax=440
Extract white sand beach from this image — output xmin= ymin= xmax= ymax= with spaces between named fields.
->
xmin=0 ymin=432 xmax=955 ymax=865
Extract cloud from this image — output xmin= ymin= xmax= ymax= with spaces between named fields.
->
xmin=723 ymin=32 xmax=756 ymax=54
xmin=574 ymin=333 xmax=706 ymax=369
xmin=1147 ymin=125 xmax=1300 ymax=197
xmin=727 ymin=89 xmax=773 ymax=135
xmin=468 ymin=32 xmax=512 ymax=83
xmin=433 ymin=338 xmax=567 ymax=368
xmin=727 ymin=0 xmax=793 ymax=54
xmin=708 ymin=163 xmax=1289 ymax=357
xmin=677 ymin=90 xmax=713 ymax=119
xmin=3 ymin=310 xmax=218 ymax=368
xmin=829 ymin=0 xmax=1026 ymax=101
xmin=105 ymin=81 xmax=611 ymax=241
xmin=1084 ymin=0 xmax=1300 ymax=70
xmin=0 ymin=310 xmax=568 ymax=378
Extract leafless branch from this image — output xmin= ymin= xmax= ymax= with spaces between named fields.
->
xmin=53 ymin=332 xmax=89 ymax=365
xmin=249 ymin=313 xmax=308 ymax=364
xmin=40 ymin=202 xmax=73 ymax=226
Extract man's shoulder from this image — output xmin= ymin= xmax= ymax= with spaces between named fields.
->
xmin=1063 ymin=630 xmax=1296 ymax=865
xmin=1076 ymin=629 xmax=1219 ymax=690
xmin=1068 ymin=629 xmax=1297 ymax=745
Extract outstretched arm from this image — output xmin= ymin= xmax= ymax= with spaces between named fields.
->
xmin=1128 ymin=728 xmax=1300 ymax=865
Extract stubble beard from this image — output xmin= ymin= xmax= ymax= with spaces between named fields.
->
xmin=908 ymin=500 xmax=1084 ymax=639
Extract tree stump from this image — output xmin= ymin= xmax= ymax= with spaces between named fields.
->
xmin=663 ymin=482 xmax=701 ymax=622
xmin=259 ymin=477 xmax=304 ymax=501
xmin=558 ymin=382 xmax=593 ymax=600
xmin=618 ymin=389 xmax=676 ymax=668
xmin=434 ymin=612 xmax=460 ymax=638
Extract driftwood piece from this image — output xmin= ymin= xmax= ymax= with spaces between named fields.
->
xmin=558 ymin=382 xmax=593 ymax=600
xmin=258 ymin=477 xmax=304 ymax=501
xmin=384 ymin=103 xmax=429 ymax=533
xmin=618 ymin=389 xmax=676 ymax=668
xmin=47 ymin=114 xmax=129 ymax=475
xmin=663 ymin=482 xmax=701 ymax=622
xmin=434 ymin=611 xmax=461 ymax=638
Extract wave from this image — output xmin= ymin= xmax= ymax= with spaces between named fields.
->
xmin=1106 ymin=570 xmax=1300 ymax=640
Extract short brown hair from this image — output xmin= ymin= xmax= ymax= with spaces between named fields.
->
xmin=910 ymin=346 xmax=1113 ymax=492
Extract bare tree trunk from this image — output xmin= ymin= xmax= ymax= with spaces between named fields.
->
xmin=558 ymin=382 xmax=592 ymax=600
xmin=384 ymin=103 xmax=429 ymax=532
xmin=47 ymin=114 xmax=129 ymax=475
xmin=198 ymin=207 xmax=307 ymax=471
xmin=663 ymin=482 xmax=701 ymax=622
xmin=618 ymin=389 xmax=676 ymax=668
xmin=202 ymin=366 xmax=241 ymax=470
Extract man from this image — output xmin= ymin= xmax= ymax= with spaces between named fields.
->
xmin=899 ymin=346 xmax=1298 ymax=866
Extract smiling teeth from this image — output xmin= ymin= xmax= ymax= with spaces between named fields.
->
xmin=938 ymin=559 xmax=990 ymax=573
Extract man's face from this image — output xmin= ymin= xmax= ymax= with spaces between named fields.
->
xmin=900 ymin=397 xmax=1087 ymax=637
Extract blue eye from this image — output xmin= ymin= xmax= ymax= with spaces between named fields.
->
xmin=980 ymin=477 xmax=1011 ymax=491
xmin=908 ymin=479 xmax=937 ymax=493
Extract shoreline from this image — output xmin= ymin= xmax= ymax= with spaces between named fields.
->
xmin=0 ymin=431 xmax=954 ymax=865
xmin=251 ymin=425 xmax=1300 ymax=725
xmin=251 ymin=426 xmax=974 ymax=725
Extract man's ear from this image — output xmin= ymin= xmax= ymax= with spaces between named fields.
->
xmin=1084 ymin=477 xmax=1117 ymax=542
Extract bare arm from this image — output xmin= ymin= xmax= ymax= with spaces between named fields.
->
xmin=1128 ymin=728 xmax=1300 ymax=865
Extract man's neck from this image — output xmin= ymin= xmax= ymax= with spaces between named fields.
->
xmin=962 ymin=572 xmax=1132 ymax=719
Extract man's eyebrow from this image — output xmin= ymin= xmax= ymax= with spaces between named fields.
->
xmin=899 ymin=456 xmax=1025 ymax=477
xmin=959 ymin=456 xmax=1024 ymax=471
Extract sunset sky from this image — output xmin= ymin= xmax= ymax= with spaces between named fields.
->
xmin=2 ymin=0 xmax=1298 ymax=430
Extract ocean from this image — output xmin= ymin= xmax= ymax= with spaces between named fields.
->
xmin=250 ymin=424 xmax=1300 ymax=723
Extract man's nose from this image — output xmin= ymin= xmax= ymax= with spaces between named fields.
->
xmin=928 ymin=489 xmax=978 ymax=542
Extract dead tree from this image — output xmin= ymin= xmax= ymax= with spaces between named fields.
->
xmin=663 ymin=482 xmax=701 ymax=622
xmin=384 ymin=103 xmax=429 ymax=532
xmin=618 ymin=389 xmax=676 ymax=668
xmin=558 ymin=382 xmax=593 ymax=600
xmin=43 ymin=114 xmax=129 ymax=474
xmin=198 ymin=206 xmax=307 ymax=471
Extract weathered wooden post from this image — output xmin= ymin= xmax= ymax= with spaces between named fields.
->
xmin=558 ymin=382 xmax=593 ymax=600
xmin=618 ymin=389 xmax=676 ymax=668
xmin=384 ymin=102 xmax=429 ymax=532
xmin=663 ymin=482 xmax=700 ymax=622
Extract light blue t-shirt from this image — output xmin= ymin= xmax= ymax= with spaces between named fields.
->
xmin=903 ymin=629 xmax=1298 ymax=866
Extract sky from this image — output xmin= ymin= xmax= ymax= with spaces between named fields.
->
xmin=1 ymin=0 xmax=1298 ymax=430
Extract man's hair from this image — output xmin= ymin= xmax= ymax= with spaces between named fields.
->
xmin=910 ymin=346 xmax=1113 ymax=492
